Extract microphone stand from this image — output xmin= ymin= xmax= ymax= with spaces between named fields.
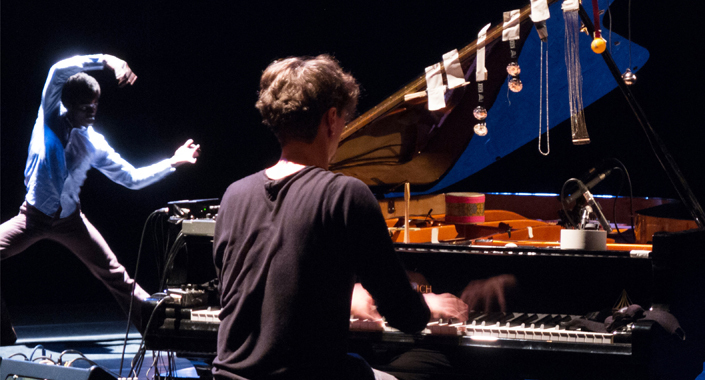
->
xmin=578 ymin=5 xmax=705 ymax=228
xmin=566 ymin=179 xmax=613 ymax=233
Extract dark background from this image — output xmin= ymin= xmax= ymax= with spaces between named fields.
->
xmin=2 ymin=0 xmax=703 ymax=307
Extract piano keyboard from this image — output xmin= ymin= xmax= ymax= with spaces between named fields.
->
xmin=145 ymin=302 xmax=635 ymax=380
xmin=350 ymin=311 xmax=619 ymax=345
xmin=176 ymin=306 xmax=620 ymax=347
xmin=190 ymin=307 xmax=220 ymax=323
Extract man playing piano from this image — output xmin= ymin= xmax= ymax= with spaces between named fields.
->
xmin=212 ymin=55 xmax=470 ymax=380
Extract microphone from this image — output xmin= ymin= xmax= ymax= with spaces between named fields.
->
xmin=582 ymin=190 xmax=613 ymax=233
xmin=564 ymin=167 xmax=614 ymax=204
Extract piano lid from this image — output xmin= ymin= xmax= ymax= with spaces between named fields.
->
xmin=330 ymin=0 xmax=648 ymax=195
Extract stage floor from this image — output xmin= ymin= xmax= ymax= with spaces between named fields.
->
xmin=0 ymin=302 xmax=203 ymax=379
xmin=2 ymin=302 xmax=705 ymax=380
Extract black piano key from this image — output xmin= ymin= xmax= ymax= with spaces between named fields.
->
xmin=523 ymin=314 xmax=539 ymax=324
xmin=465 ymin=311 xmax=487 ymax=324
xmin=559 ymin=315 xmax=573 ymax=324
xmin=542 ymin=315 xmax=566 ymax=328
xmin=466 ymin=310 xmax=484 ymax=321
xmin=508 ymin=313 xmax=534 ymax=326
xmin=478 ymin=312 xmax=504 ymax=324
xmin=497 ymin=312 xmax=515 ymax=324
xmin=534 ymin=314 xmax=554 ymax=326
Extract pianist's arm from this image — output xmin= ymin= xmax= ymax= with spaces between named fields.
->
xmin=460 ymin=274 xmax=517 ymax=313
xmin=344 ymin=179 xmax=430 ymax=333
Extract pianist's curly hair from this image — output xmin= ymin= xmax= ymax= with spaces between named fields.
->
xmin=256 ymin=54 xmax=359 ymax=145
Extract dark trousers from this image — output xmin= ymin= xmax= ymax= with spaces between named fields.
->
xmin=0 ymin=202 xmax=148 ymax=327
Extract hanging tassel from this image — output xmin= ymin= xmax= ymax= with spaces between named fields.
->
xmin=563 ymin=0 xmax=590 ymax=145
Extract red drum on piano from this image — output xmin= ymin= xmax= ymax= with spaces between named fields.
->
xmin=445 ymin=192 xmax=485 ymax=224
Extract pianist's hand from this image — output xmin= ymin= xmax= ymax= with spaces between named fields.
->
xmin=460 ymin=274 xmax=517 ymax=313
xmin=351 ymin=283 xmax=382 ymax=321
xmin=423 ymin=293 xmax=469 ymax=321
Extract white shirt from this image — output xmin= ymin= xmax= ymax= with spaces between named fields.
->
xmin=24 ymin=54 xmax=174 ymax=218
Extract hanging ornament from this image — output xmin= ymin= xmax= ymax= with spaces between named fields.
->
xmin=508 ymin=77 xmax=523 ymax=92
xmin=473 ymin=106 xmax=487 ymax=120
xmin=590 ymin=0 xmax=606 ymax=54
xmin=475 ymin=23 xmax=491 ymax=136
xmin=622 ymin=68 xmax=637 ymax=85
xmin=506 ymin=62 xmax=521 ymax=76
xmin=622 ymin=0 xmax=637 ymax=85
xmin=591 ymin=37 xmax=606 ymax=54
xmin=474 ymin=81 xmax=488 ymax=136
xmin=503 ymin=10 xmax=523 ymax=93
xmin=563 ymin=0 xmax=590 ymax=145
xmin=474 ymin=123 xmax=488 ymax=136
xmin=531 ymin=0 xmax=551 ymax=155
xmin=506 ymin=62 xmax=523 ymax=92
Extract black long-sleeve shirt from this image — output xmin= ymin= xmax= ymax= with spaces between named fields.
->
xmin=212 ymin=166 xmax=430 ymax=379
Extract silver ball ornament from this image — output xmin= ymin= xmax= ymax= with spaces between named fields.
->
xmin=508 ymin=77 xmax=523 ymax=92
xmin=473 ymin=106 xmax=487 ymax=121
xmin=474 ymin=123 xmax=488 ymax=136
xmin=622 ymin=68 xmax=637 ymax=85
xmin=506 ymin=62 xmax=521 ymax=76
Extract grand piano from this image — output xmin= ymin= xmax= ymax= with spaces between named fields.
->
xmin=144 ymin=1 xmax=705 ymax=379
xmin=146 ymin=216 xmax=705 ymax=379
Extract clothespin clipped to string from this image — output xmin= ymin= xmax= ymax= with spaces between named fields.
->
xmin=404 ymin=48 xmax=471 ymax=109
xmin=530 ymin=0 xmax=550 ymax=41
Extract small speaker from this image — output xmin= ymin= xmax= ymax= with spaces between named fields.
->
xmin=0 ymin=358 xmax=117 ymax=380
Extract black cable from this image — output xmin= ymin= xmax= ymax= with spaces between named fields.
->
xmin=153 ymin=349 xmax=175 ymax=380
xmin=152 ymin=212 xmax=172 ymax=283
xmin=152 ymin=213 xmax=164 ymax=280
xmin=170 ymin=351 xmax=177 ymax=377
xmin=560 ymin=178 xmax=584 ymax=228
xmin=7 ymin=353 xmax=28 ymax=360
xmin=148 ymin=351 xmax=159 ymax=379
xmin=578 ymin=4 xmax=705 ymax=228
xmin=58 ymin=349 xmax=89 ymax=365
xmin=611 ymin=168 xmax=624 ymax=233
xmin=31 ymin=356 xmax=56 ymax=364
xmin=607 ymin=4 xmax=612 ymax=55
xmin=119 ymin=208 xmax=166 ymax=378
xmin=66 ymin=356 xmax=101 ymax=368
xmin=28 ymin=345 xmax=46 ymax=361
xmin=159 ymin=214 xmax=172 ymax=280
xmin=607 ymin=159 xmax=635 ymax=243
xmin=58 ymin=353 xmax=115 ymax=379
xmin=159 ymin=232 xmax=187 ymax=290
xmin=129 ymin=296 xmax=171 ymax=378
